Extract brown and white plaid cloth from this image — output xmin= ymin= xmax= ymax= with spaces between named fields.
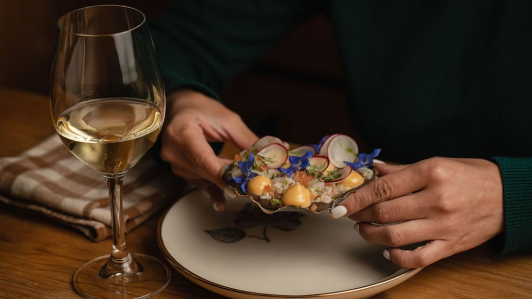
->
xmin=0 ymin=135 xmax=187 ymax=241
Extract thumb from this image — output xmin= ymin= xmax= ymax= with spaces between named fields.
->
xmin=373 ymin=162 xmax=409 ymax=176
xmin=192 ymin=179 xmax=227 ymax=212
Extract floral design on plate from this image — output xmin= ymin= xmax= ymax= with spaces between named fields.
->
xmin=205 ymin=203 xmax=305 ymax=243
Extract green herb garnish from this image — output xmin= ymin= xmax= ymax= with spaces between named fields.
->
xmin=257 ymin=154 xmax=276 ymax=165
xmin=322 ymin=169 xmax=341 ymax=181
xmin=306 ymin=165 xmax=320 ymax=176
xmin=270 ymin=198 xmax=282 ymax=205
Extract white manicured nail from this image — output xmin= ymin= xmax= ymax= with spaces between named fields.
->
xmin=373 ymin=159 xmax=385 ymax=164
xmin=354 ymin=222 xmax=359 ymax=232
xmin=383 ymin=249 xmax=390 ymax=260
xmin=330 ymin=205 xmax=347 ymax=219
xmin=213 ymin=203 xmax=222 ymax=212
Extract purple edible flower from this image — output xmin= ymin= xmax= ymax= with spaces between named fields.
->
xmin=311 ymin=135 xmax=329 ymax=153
xmin=344 ymin=148 xmax=381 ymax=169
xmin=232 ymin=153 xmax=256 ymax=193
xmin=279 ymin=150 xmax=313 ymax=177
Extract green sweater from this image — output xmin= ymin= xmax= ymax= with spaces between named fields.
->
xmin=149 ymin=0 xmax=532 ymax=255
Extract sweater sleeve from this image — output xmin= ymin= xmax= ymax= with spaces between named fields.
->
xmin=148 ymin=0 xmax=321 ymax=98
xmin=489 ymin=157 xmax=532 ymax=255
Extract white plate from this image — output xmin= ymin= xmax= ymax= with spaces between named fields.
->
xmin=158 ymin=189 xmax=421 ymax=299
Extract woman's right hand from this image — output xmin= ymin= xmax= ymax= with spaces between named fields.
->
xmin=160 ymin=89 xmax=258 ymax=209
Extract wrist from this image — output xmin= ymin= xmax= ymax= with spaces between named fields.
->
xmin=166 ymin=89 xmax=218 ymax=115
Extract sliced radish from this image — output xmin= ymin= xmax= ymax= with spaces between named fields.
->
xmin=282 ymin=141 xmax=290 ymax=150
xmin=289 ymin=145 xmax=315 ymax=157
xmin=256 ymin=143 xmax=288 ymax=169
xmin=318 ymin=134 xmax=339 ymax=156
xmin=252 ymin=136 xmax=283 ymax=151
xmin=327 ymin=134 xmax=359 ymax=168
xmin=306 ymin=156 xmax=329 ymax=173
xmin=324 ymin=166 xmax=352 ymax=182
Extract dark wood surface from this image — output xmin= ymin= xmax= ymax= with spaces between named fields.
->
xmin=1 ymin=89 xmax=532 ymax=299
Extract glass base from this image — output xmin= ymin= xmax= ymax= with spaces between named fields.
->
xmin=73 ymin=253 xmax=171 ymax=299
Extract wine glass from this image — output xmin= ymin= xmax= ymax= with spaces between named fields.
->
xmin=50 ymin=5 xmax=170 ymax=299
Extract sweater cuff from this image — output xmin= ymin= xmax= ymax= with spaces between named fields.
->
xmin=489 ymin=157 xmax=532 ymax=255
xmin=162 ymin=70 xmax=221 ymax=102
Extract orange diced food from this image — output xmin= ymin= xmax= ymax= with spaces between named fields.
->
xmin=293 ymin=171 xmax=315 ymax=187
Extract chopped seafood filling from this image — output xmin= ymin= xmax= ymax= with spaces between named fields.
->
xmin=223 ymin=134 xmax=381 ymax=213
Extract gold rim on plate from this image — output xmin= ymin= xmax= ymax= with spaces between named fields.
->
xmin=157 ymin=188 xmax=422 ymax=299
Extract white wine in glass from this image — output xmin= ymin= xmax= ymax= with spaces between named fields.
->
xmin=51 ymin=5 xmax=170 ymax=299
xmin=56 ymin=97 xmax=163 ymax=174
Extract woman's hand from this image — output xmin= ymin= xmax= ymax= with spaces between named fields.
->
xmin=160 ymin=89 xmax=258 ymax=209
xmin=331 ymin=157 xmax=504 ymax=268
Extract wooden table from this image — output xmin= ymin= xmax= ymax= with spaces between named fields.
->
xmin=0 ymin=89 xmax=531 ymax=299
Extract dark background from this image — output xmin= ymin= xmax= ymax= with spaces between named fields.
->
xmin=0 ymin=0 xmax=362 ymax=147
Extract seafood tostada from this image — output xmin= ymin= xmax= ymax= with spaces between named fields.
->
xmin=222 ymin=134 xmax=381 ymax=214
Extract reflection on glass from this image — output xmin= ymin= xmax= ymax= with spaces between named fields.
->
xmin=50 ymin=5 xmax=170 ymax=299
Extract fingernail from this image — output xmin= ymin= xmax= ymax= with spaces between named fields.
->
xmin=354 ymin=222 xmax=359 ymax=232
xmin=213 ymin=203 xmax=222 ymax=212
xmin=383 ymin=249 xmax=390 ymax=260
xmin=330 ymin=205 xmax=347 ymax=219
xmin=373 ymin=159 xmax=385 ymax=164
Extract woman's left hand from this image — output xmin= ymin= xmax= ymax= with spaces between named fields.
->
xmin=331 ymin=157 xmax=504 ymax=268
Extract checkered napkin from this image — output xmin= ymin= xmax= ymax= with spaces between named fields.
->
xmin=0 ymin=135 xmax=187 ymax=241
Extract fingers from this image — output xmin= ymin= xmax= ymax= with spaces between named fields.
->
xmin=225 ymin=114 xmax=259 ymax=150
xmin=162 ymin=105 xmax=256 ymax=187
xmin=337 ymin=163 xmax=427 ymax=217
xmin=197 ymin=107 xmax=258 ymax=151
xmin=208 ymin=184 xmax=226 ymax=212
xmin=373 ymin=163 xmax=408 ymax=176
xmin=350 ymin=191 xmax=429 ymax=223
xmin=220 ymin=158 xmax=233 ymax=164
xmin=386 ymin=239 xmax=450 ymax=268
xmin=192 ymin=179 xmax=227 ymax=212
xmin=162 ymin=90 xmax=253 ymax=212
xmin=170 ymin=166 xmax=202 ymax=181
xmin=180 ymin=125 xmax=228 ymax=188
xmin=343 ymin=157 xmax=503 ymax=269
xmin=164 ymin=147 xmax=226 ymax=187
xmin=209 ymin=186 xmax=226 ymax=211
xmin=161 ymin=119 xmax=227 ymax=188
xmin=356 ymin=218 xmax=451 ymax=268
xmin=357 ymin=220 xmax=435 ymax=248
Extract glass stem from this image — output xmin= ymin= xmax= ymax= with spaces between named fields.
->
xmin=99 ymin=174 xmax=141 ymax=278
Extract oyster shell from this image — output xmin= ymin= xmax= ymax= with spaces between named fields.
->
xmin=222 ymin=163 xmax=378 ymax=214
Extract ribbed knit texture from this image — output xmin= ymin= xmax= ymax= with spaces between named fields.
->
xmin=490 ymin=157 xmax=532 ymax=255
xmin=148 ymin=1 xmax=532 ymax=253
